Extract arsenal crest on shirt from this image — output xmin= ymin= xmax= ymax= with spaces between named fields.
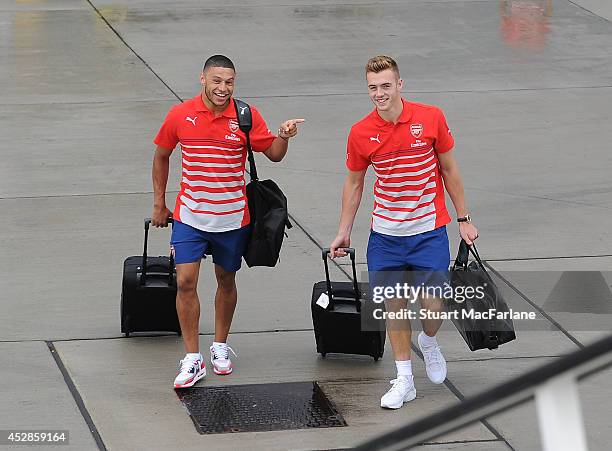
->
xmin=229 ymin=119 xmax=239 ymax=133
xmin=410 ymin=123 xmax=423 ymax=138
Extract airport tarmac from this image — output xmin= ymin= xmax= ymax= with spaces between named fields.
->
xmin=1 ymin=1 xmax=611 ymax=449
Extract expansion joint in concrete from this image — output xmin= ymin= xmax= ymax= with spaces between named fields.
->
xmin=46 ymin=341 xmax=107 ymax=451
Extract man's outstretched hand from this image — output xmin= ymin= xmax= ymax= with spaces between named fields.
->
xmin=278 ymin=118 xmax=305 ymax=139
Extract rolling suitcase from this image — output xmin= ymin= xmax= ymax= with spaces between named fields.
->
xmin=121 ymin=218 xmax=181 ymax=336
xmin=311 ymin=248 xmax=385 ymax=361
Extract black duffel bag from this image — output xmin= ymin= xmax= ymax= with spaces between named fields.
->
xmin=234 ymin=99 xmax=292 ymax=267
xmin=447 ymin=240 xmax=516 ymax=351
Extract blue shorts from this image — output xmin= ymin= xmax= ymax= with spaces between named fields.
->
xmin=367 ymin=226 xmax=451 ymax=298
xmin=170 ymin=221 xmax=250 ymax=272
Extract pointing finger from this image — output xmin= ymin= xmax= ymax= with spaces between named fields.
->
xmin=284 ymin=119 xmax=305 ymax=126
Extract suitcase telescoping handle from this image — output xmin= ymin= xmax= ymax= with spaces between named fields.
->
xmin=321 ymin=248 xmax=360 ymax=303
xmin=142 ymin=218 xmax=174 ymax=286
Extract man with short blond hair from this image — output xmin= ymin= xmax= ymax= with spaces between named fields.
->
xmin=152 ymin=54 xmax=304 ymax=388
xmin=330 ymin=55 xmax=478 ymax=409
xmin=365 ymin=55 xmax=400 ymax=76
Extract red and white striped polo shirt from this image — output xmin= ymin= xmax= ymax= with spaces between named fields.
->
xmin=346 ymin=98 xmax=454 ymax=236
xmin=154 ymin=95 xmax=275 ymax=232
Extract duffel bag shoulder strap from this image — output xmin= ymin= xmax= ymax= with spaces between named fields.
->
xmin=233 ymin=99 xmax=258 ymax=181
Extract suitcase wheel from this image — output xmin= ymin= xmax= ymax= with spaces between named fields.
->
xmin=321 ymin=353 xmax=326 ymax=358
xmin=123 ymin=316 xmax=131 ymax=337
xmin=373 ymin=356 xmax=379 ymax=362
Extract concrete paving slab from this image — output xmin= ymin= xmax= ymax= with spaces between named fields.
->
xmin=459 ymin=192 xmax=612 ymax=261
xmin=84 ymin=330 xmax=394 ymax=389
xmin=491 ymin=256 xmax=612 ymax=271
xmin=571 ymin=330 xmax=612 ymax=346
xmin=0 ymin=7 xmax=172 ymax=104
xmin=0 ymin=100 xmax=179 ymax=198
xmin=412 ymin=442 xmax=510 ymax=451
xmin=487 ymin=259 xmax=612 ymax=339
xmin=416 ymin=329 xmax=579 ymax=363
xmin=0 ymin=0 xmax=88 ymax=12
xmin=482 ymin=400 xmax=544 ymax=451
xmin=449 ymin=357 xmax=612 ymax=451
xmin=318 ymin=379 xmax=496 ymax=445
xmin=571 ymin=0 xmax=612 ymax=22
xmin=55 ymin=330 xmax=496 ymax=450
xmin=579 ymin=367 xmax=612 ymax=451
xmin=92 ymin=0 xmax=612 ymax=97
xmin=0 ymin=194 xmax=345 ymax=341
xmin=0 ymin=341 xmax=97 ymax=450
xmin=447 ymin=357 xmax=555 ymax=450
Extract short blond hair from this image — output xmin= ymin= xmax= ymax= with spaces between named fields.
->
xmin=366 ymin=55 xmax=400 ymax=77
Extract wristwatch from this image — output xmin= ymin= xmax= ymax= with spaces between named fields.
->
xmin=457 ymin=214 xmax=471 ymax=223
xmin=277 ymin=129 xmax=290 ymax=140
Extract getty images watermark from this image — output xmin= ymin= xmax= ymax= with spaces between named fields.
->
xmin=369 ymin=280 xmax=535 ymax=321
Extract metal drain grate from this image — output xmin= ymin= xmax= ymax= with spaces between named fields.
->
xmin=176 ymin=381 xmax=347 ymax=434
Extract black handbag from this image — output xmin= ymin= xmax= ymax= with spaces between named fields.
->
xmin=234 ymin=99 xmax=292 ymax=267
xmin=447 ymin=240 xmax=517 ymax=351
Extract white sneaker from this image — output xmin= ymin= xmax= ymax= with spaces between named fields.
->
xmin=418 ymin=332 xmax=447 ymax=384
xmin=173 ymin=354 xmax=206 ymax=388
xmin=380 ymin=376 xmax=417 ymax=409
xmin=210 ymin=343 xmax=237 ymax=375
